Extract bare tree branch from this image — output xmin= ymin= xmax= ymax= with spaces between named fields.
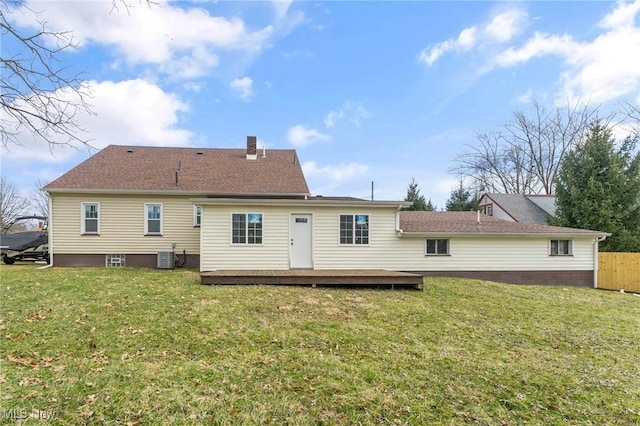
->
xmin=0 ymin=0 xmax=94 ymax=150
xmin=0 ymin=176 xmax=27 ymax=228
xmin=29 ymin=178 xmax=49 ymax=217
xmin=1 ymin=0 xmax=156 ymax=151
xmin=451 ymin=100 xmax=599 ymax=195
xmin=623 ymin=101 xmax=640 ymax=135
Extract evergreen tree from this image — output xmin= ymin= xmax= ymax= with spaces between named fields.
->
xmin=446 ymin=179 xmax=479 ymax=211
xmin=403 ymin=177 xmax=428 ymax=211
xmin=554 ymin=124 xmax=640 ymax=252
xmin=425 ymin=199 xmax=435 ymax=211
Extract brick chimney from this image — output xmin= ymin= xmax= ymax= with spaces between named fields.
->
xmin=246 ymin=136 xmax=257 ymax=160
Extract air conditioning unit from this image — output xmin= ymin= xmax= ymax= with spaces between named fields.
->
xmin=157 ymin=251 xmax=175 ymax=269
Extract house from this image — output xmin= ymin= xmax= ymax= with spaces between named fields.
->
xmin=478 ymin=193 xmax=556 ymax=224
xmin=44 ymin=137 xmax=609 ymax=287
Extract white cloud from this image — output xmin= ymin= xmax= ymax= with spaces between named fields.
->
xmin=496 ymin=33 xmax=577 ymax=66
xmin=324 ymin=110 xmax=344 ymax=128
xmin=6 ymin=1 xmax=275 ymax=79
xmin=324 ymin=101 xmax=371 ymax=128
xmin=494 ymin=0 xmax=640 ymax=104
xmin=484 ymin=8 xmax=526 ymax=43
xmin=230 ymin=77 xmax=253 ymax=99
xmin=286 ymin=125 xmax=330 ymax=147
xmin=302 ymin=161 xmax=369 ymax=184
xmin=1 ymin=79 xmax=193 ymax=162
xmin=419 ymin=7 xmax=527 ymax=66
xmin=516 ymin=88 xmax=534 ymax=104
xmin=599 ymin=0 xmax=640 ymax=29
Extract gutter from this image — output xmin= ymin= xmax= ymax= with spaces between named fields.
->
xmin=191 ymin=197 xmax=412 ymax=209
xmin=397 ymin=231 xmax=609 ymax=239
xmin=44 ymin=192 xmax=53 ymax=268
xmin=396 ymin=204 xmax=404 ymax=234
xmin=45 ymin=188 xmax=311 ymax=198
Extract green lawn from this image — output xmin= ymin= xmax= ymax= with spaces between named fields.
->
xmin=1 ymin=265 xmax=639 ymax=425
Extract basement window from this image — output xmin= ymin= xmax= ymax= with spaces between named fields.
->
xmin=550 ymin=239 xmax=572 ymax=256
xmin=106 ymin=254 xmax=125 ymax=267
xmin=426 ymin=239 xmax=450 ymax=255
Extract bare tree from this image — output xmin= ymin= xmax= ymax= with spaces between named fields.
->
xmin=1 ymin=0 xmax=156 ymax=151
xmin=0 ymin=176 xmax=26 ymax=228
xmin=29 ymin=178 xmax=49 ymax=217
xmin=1 ymin=0 xmax=92 ymax=150
xmin=623 ymin=101 xmax=640 ymax=135
xmin=451 ymin=100 xmax=599 ymax=194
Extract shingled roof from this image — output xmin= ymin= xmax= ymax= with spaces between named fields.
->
xmin=482 ymin=193 xmax=555 ymax=224
xmin=44 ymin=144 xmax=310 ymax=196
xmin=399 ymin=211 xmax=607 ymax=236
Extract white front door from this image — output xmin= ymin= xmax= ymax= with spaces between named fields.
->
xmin=290 ymin=214 xmax=313 ymax=269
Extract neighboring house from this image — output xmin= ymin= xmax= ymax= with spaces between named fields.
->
xmin=44 ymin=138 xmax=608 ymax=287
xmin=478 ymin=193 xmax=556 ymax=224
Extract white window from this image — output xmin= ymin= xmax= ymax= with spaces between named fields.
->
xmin=340 ymin=214 xmax=369 ymax=245
xmin=232 ymin=213 xmax=263 ymax=244
xmin=550 ymin=239 xmax=572 ymax=256
xmin=106 ymin=254 xmax=125 ymax=267
xmin=426 ymin=239 xmax=449 ymax=255
xmin=194 ymin=205 xmax=202 ymax=227
xmin=81 ymin=202 xmax=100 ymax=235
xmin=145 ymin=203 xmax=163 ymax=235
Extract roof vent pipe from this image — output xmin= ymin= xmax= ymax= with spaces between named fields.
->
xmin=477 ymin=210 xmax=481 ymax=225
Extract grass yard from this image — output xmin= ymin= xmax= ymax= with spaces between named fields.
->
xmin=1 ymin=265 xmax=639 ymax=425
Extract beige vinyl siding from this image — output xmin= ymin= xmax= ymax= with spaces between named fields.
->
xmin=392 ymin=236 xmax=595 ymax=271
xmin=50 ymin=194 xmax=199 ymax=254
xmin=200 ymin=205 xmax=291 ymax=270
xmin=313 ymin=208 xmax=595 ymax=271
xmin=200 ymin=204 xmax=597 ymax=272
xmin=312 ymin=208 xmax=401 ymax=270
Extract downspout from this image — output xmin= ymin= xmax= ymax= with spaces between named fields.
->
xmin=39 ymin=192 xmax=54 ymax=270
xmin=396 ymin=205 xmax=403 ymax=234
xmin=593 ymin=235 xmax=607 ymax=288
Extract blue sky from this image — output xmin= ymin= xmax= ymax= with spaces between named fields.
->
xmin=2 ymin=0 xmax=640 ymax=207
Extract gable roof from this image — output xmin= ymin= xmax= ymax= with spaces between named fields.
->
xmin=526 ymin=195 xmax=556 ymax=216
xmin=44 ymin=145 xmax=310 ymax=196
xmin=399 ymin=211 xmax=607 ymax=236
xmin=481 ymin=193 xmax=554 ymax=224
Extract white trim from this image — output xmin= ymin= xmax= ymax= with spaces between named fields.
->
xmin=144 ymin=203 xmax=163 ymax=235
xmin=192 ymin=197 xmax=410 ymax=209
xmin=398 ymin=231 xmax=607 ymax=239
xmin=193 ymin=205 xmax=201 ymax=227
xmin=48 ymin=188 xmax=310 ymax=198
xmin=81 ymin=202 xmax=100 ymax=235
xmin=48 ymin=194 xmax=53 ymax=266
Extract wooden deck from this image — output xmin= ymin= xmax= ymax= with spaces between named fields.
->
xmin=200 ymin=269 xmax=423 ymax=289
